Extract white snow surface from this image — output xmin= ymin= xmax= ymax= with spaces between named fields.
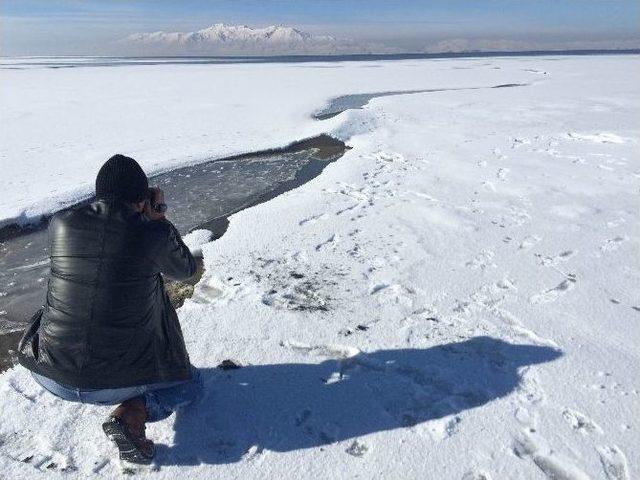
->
xmin=182 ymin=229 xmax=214 ymax=258
xmin=0 ymin=55 xmax=639 ymax=479
xmin=0 ymin=55 xmax=535 ymax=228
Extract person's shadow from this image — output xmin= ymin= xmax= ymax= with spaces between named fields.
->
xmin=157 ymin=336 xmax=561 ymax=465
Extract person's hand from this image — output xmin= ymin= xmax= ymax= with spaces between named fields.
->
xmin=144 ymin=186 xmax=166 ymax=221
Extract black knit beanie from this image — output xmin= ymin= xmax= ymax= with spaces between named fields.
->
xmin=95 ymin=154 xmax=149 ymax=203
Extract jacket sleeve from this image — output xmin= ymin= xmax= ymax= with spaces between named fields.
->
xmin=155 ymin=219 xmax=197 ymax=281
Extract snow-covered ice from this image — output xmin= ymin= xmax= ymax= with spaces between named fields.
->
xmin=0 ymin=55 xmax=639 ymax=479
xmin=0 ymin=56 xmax=535 ymax=228
xmin=182 ymin=229 xmax=214 ymax=258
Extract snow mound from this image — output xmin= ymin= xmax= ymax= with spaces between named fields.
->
xmin=182 ymin=229 xmax=213 ymax=258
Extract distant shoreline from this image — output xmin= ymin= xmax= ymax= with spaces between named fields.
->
xmin=1 ymin=49 xmax=639 ymax=64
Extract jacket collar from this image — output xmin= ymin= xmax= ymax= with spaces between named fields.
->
xmin=92 ymin=198 xmax=142 ymax=219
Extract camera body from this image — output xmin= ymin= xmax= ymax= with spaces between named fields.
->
xmin=147 ymin=189 xmax=167 ymax=214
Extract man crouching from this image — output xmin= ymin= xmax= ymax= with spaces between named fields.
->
xmin=17 ymin=154 xmax=201 ymax=465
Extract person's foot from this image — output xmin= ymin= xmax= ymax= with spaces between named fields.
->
xmin=102 ymin=397 xmax=155 ymax=464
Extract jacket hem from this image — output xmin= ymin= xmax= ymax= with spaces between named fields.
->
xmin=19 ymin=359 xmax=193 ymax=390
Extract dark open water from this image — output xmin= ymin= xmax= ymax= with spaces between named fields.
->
xmin=1 ymin=49 xmax=638 ymax=70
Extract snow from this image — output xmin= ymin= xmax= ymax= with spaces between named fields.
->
xmin=566 ymin=132 xmax=626 ymax=144
xmin=0 ymin=56 xmax=534 ymax=229
xmin=0 ymin=54 xmax=639 ymax=479
xmin=182 ymin=229 xmax=214 ymax=258
xmin=126 ymin=23 xmax=324 ymax=48
xmin=121 ymin=24 xmax=336 ymax=55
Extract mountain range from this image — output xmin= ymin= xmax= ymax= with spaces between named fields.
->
xmin=120 ymin=23 xmax=640 ymax=56
xmin=121 ymin=24 xmax=351 ymax=55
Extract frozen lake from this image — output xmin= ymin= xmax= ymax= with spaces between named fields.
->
xmin=0 ymin=53 xmax=638 ymax=479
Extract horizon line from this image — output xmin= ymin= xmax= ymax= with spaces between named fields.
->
xmin=2 ymin=48 xmax=639 ymax=62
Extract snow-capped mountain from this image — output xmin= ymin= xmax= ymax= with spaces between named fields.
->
xmin=121 ymin=24 xmax=345 ymax=55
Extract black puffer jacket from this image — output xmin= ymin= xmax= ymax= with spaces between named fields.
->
xmin=18 ymin=200 xmax=197 ymax=389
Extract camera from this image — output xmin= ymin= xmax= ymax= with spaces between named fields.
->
xmin=147 ymin=188 xmax=167 ymax=214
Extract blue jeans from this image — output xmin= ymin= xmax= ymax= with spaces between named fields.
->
xmin=31 ymin=367 xmax=203 ymax=422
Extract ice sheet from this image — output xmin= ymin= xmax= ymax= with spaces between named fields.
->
xmin=0 ymin=55 xmax=638 ymax=479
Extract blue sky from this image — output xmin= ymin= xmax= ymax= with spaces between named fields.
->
xmin=2 ymin=0 xmax=639 ymax=55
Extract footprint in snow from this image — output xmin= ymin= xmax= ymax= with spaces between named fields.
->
xmin=514 ymin=406 xmax=537 ymax=428
xmin=280 ymin=340 xmax=360 ymax=360
xmin=519 ymin=235 xmax=542 ymax=250
xmin=426 ymin=415 xmax=461 ymax=441
xmin=497 ymin=168 xmax=509 ymax=180
xmin=191 ymin=277 xmax=227 ymax=304
xmin=513 ymin=431 xmax=591 ymax=480
xmin=516 ymin=369 xmax=546 ymax=406
xmin=605 ymin=217 xmax=626 ymax=229
xmin=2 ymin=433 xmax=74 ymax=473
xmin=7 ymin=379 xmax=41 ymax=403
xmin=511 ymin=137 xmax=532 ymax=149
xmin=557 ymin=250 xmax=577 ymax=260
xmin=465 ymin=250 xmax=495 ymax=270
xmin=597 ymin=445 xmax=630 ymax=480
xmin=315 ymin=233 xmax=339 ymax=251
xmin=374 ymin=151 xmax=404 ymax=163
xmin=529 ymin=278 xmax=576 ymax=304
xmin=535 ymin=250 xmax=577 ymax=268
xmin=600 ymin=236 xmax=628 ymax=252
xmin=293 ymin=409 xmax=340 ymax=444
xmin=491 ymin=148 xmax=507 ymax=160
xmin=562 ymin=408 xmax=603 ymax=435
xmin=523 ymin=68 xmax=548 ymax=75
xmin=462 ymin=471 xmax=493 ymax=480
xmin=482 ymin=181 xmax=497 ymax=192
xmin=369 ymin=283 xmax=415 ymax=308
xmin=91 ymin=458 xmax=110 ymax=474
xmin=299 ymin=213 xmax=328 ymax=226
xmin=566 ymin=132 xmax=625 ymax=144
